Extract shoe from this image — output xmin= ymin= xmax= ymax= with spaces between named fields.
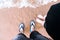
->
xmin=19 ymin=23 xmax=25 ymax=33
xmin=30 ymin=20 xmax=35 ymax=32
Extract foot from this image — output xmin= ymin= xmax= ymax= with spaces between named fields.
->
xmin=30 ymin=20 xmax=35 ymax=32
xmin=19 ymin=23 xmax=25 ymax=33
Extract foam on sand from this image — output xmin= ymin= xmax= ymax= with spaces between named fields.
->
xmin=0 ymin=0 xmax=57 ymax=9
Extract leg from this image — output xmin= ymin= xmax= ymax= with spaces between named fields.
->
xmin=30 ymin=20 xmax=49 ymax=40
xmin=13 ymin=33 xmax=28 ymax=40
xmin=13 ymin=23 xmax=28 ymax=40
xmin=30 ymin=31 xmax=49 ymax=40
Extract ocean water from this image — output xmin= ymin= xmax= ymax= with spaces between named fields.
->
xmin=0 ymin=0 xmax=57 ymax=9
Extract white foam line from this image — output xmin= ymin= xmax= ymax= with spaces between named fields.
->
xmin=0 ymin=0 xmax=15 ymax=9
xmin=15 ymin=0 xmax=37 ymax=8
xmin=53 ymin=0 xmax=57 ymax=2
xmin=0 ymin=0 xmax=57 ymax=9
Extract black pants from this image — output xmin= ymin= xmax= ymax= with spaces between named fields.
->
xmin=13 ymin=31 xmax=49 ymax=40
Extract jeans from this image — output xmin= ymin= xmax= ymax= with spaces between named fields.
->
xmin=13 ymin=31 xmax=49 ymax=40
xmin=13 ymin=33 xmax=30 ymax=40
xmin=30 ymin=31 xmax=49 ymax=40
